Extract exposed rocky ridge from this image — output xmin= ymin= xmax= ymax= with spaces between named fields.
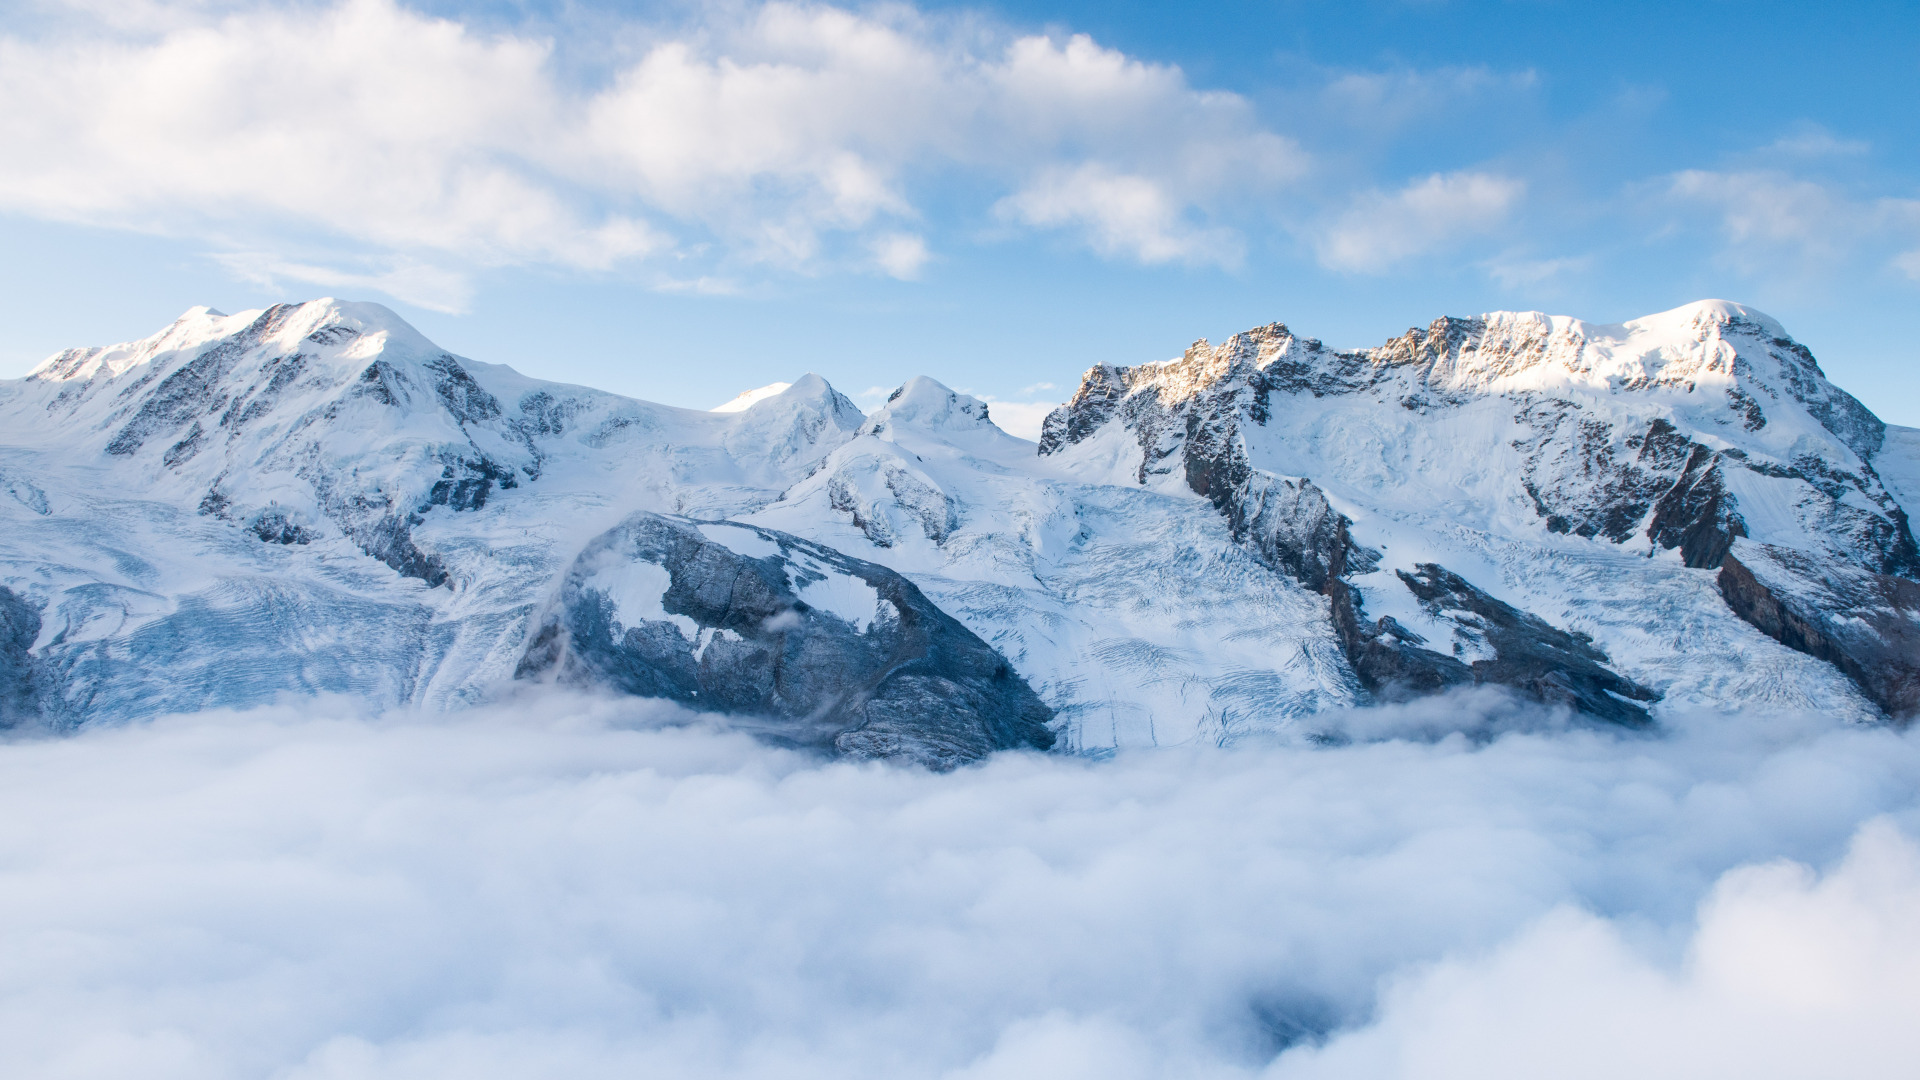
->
xmin=516 ymin=513 xmax=1056 ymax=768
xmin=1392 ymin=564 xmax=1659 ymax=725
xmin=1040 ymin=301 xmax=1915 ymax=721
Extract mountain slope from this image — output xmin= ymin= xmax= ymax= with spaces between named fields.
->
xmin=1039 ymin=300 xmax=1916 ymax=721
xmin=0 ymin=297 xmax=1912 ymax=755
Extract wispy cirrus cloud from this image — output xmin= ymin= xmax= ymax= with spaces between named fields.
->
xmin=1314 ymin=171 xmax=1527 ymax=273
xmin=209 ymin=252 xmax=477 ymax=314
xmin=995 ymin=163 xmax=1250 ymax=267
xmin=1666 ymin=168 xmax=1920 ymax=283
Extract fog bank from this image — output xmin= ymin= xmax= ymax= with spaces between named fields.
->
xmin=1 ymin=693 xmax=1916 ymax=1078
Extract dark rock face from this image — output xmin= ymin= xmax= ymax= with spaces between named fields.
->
xmin=425 ymin=454 xmax=518 ymax=512
xmin=424 ymin=354 xmax=502 ymax=424
xmin=246 ymin=507 xmax=317 ymax=545
xmin=0 ymin=587 xmax=44 ymax=727
xmin=1395 ymin=565 xmax=1658 ymax=726
xmin=1037 ymin=363 xmax=1131 ymax=453
xmin=1765 ymin=333 xmax=1887 ymax=461
xmin=1518 ymin=413 xmax=1698 ymax=543
xmin=1188 ymin=449 xmax=1478 ymax=698
xmin=352 ymin=510 xmax=448 ymax=587
xmin=517 ymin=513 xmax=1056 ymax=768
xmin=1719 ymin=543 xmax=1920 ymax=721
xmin=1641 ymin=447 xmax=1920 ymax=578
xmin=1646 ymin=446 xmax=1746 ymax=570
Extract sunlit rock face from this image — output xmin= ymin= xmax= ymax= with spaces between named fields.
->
xmin=1 ymin=296 xmax=1916 ymax=752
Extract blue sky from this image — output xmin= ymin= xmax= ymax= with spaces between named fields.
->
xmin=2 ymin=0 xmax=1916 ymax=432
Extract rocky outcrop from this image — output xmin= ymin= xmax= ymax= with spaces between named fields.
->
xmin=1232 ymin=455 xmax=1657 ymax=723
xmin=517 ymin=513 xmax=1056 ymax=768
xmin=1394 ymin=565 xmax=1659 ymax=725
xmin=1645 ymin=445 xmax=1746 ymax=569
xmin=1718 ymin=542 xmax=1920 ymax=721
xmin=1172 ymin=441 xmax=1478 ymax=700
xmin=0 ymin=586 xmax=44 ymax=727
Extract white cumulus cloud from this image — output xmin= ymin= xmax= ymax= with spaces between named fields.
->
xmin=0 ymin=0 xmax=1307 ymax=303
xmin=871 ymin=232 xmax=933 ymax=279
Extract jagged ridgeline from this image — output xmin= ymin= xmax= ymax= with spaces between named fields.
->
xmin=1 ymin=298 xmax=1915 ymax=761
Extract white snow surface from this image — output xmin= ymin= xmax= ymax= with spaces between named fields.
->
xmin=711 ymin=381 xmax=793 ymax=412
xmin=696 ymin=522 xmax=783 ymax=559
xmin=795 ymin=565 xmax=884 ymax=634
xmin=0 ymin=297 xmax=1906 ymax=744
xmin=586 ymin=558 xmax=696 ymax=642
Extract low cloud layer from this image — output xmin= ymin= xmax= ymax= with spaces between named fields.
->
xmin=1277 ymin=820 xmax=1920 ymax=1079
xmin=1 ymin=694 xmax=1917 ymax=1078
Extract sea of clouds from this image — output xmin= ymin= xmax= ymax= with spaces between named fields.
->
xmin=1 ymin=691 xmax=1917 ymax=1079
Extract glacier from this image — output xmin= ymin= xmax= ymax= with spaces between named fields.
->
xmin=1 ymin=297 xmax=1915 ymax=758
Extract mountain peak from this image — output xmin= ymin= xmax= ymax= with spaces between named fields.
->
xmin=1625 ymin=298 xmax=1786 ymax=339
xmin=27 ymin=297 xmax=443 ymax=387
xmin=859 ymin=377 xmax=997 ymax=438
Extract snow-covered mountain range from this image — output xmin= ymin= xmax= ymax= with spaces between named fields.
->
xmin=2 ymin=298 xmax=1915 ymax=761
